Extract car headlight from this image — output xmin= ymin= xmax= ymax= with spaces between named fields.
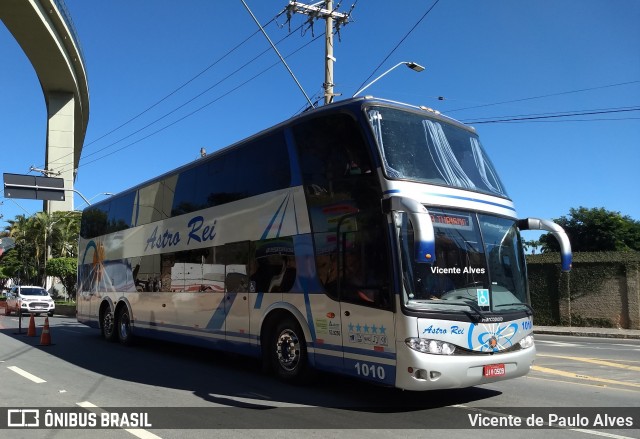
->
xmin=518 ymin=335 xmax=535 ymax=349
xmin=405 ymin=338 xmax=456 ymax=355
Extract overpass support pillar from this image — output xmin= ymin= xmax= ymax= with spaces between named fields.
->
xmin=45 ymin=91 xmax=76 ymax=213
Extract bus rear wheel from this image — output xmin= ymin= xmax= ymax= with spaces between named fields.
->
xmin=116 ymin=306 xmax=133 ymax=345
xmin=270 ymin=318 xmax=309 ymax=382
xmin=101 ymin=307 xmax=117 ymax=342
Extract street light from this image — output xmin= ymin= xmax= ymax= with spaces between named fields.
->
xmin=75 ymin=191 xmax=114 ymax=209
xmin=86 ymin=191 xmax=114 ymax=204
xmin=352 ymin=61 xmax=426 ymax=97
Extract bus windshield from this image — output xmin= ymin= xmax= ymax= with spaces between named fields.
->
xmin=398 ymin=208 xmax=529 ymax=313
xmin=367 ymin=106 xmax=508 ymax=198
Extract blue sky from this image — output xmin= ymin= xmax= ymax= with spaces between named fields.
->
xmin=1 ymin=0 xmax=639 ymax=233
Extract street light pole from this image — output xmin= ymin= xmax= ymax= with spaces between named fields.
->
xmin=352 ymin=61 xmax=426 ymax=97
xmin=42 ymin=191 xmax=113 ymax=288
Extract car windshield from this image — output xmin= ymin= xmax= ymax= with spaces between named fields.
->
xmin=398 ymin=208 xmax=529 ymax=313
xmin=20 ymin=288 xmax=48 ymax=296
xmin=367 ymin=106 xmax=508 ymax=198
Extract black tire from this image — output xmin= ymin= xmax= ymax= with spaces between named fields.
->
xmin=47 ymin=311 xmax=54 ymax=317
xmin=101 ymin=307 xmax=117 ymax=342
xmin=116 ymin=306 xmax=133 ymax=345
xmin=269 ymin=317 xmax=310 ymax=382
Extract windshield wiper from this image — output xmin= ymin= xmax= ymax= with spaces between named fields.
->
xmin=413 ymin=299 xmax=487 ymax=322
xmin=495 ymin=302 xmax=533 ymax=314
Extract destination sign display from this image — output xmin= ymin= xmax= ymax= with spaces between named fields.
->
xmin=429 ymin=212 xmax=472 ymax=230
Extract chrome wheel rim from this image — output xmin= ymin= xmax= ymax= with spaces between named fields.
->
xmin=103 ymin=312 xmax=114 ymax=337
xmin=276 ymin=329 xmax=300 ymax=372
xmin=118 ymin=312 xmax=130 ymax=340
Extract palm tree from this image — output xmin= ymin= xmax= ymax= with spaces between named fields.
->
xmin=3 ymin=214 xmax=39 ymax=284
xmin=2 ymin=211 xmax=81 ymax=285
xmin=50 ymin=211 xmax=81 ymax=258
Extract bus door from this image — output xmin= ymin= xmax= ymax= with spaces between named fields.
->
xmin=219 ymin=242 xmax=251 ymax=347
xmin=337 ymin=212 xmax=396 ymax=386
xmin=224 ymin=264 xmax=250 ymax=338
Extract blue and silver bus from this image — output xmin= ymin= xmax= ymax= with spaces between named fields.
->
xmin=77 ymin=97 xmax=571 ymax=390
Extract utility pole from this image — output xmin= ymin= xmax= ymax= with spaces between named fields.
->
xmin=30 ymin=165 xmax=61 ymax=215
xmin=286 ymin=1 xmax=350 ymax=105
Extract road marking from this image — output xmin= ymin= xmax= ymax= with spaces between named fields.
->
xmin=537 ymin=354 xmax=640 ymax=372
xmin=532 ymin=365 xmax=640 ymax=388
xmin=571 ymin=429 xmax=639 ymax=439
xmin=536 ymin=340 xmax=581 ymax=347
xmin=7 ymin=366 xmax=46 ymax=383
xmin=76 ymin=401 xmax=162 ymax=439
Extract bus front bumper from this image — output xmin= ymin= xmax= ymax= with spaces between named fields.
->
xmin=395 ymin=342 xmax=536 ymax=391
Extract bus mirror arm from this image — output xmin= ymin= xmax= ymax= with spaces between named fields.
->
xmin=518 ymin=218 xmax=572 ymax=272
xmin=386 ymin=196 xmax=436 ymax=265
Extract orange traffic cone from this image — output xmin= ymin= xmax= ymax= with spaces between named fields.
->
xmin=27 ymin=313 xmax=37 ymax=337
xmin=40 ymin=317 xmax=52 ymax=346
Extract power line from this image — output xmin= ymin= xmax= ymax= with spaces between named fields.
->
xmin=83 ymin=21 xmax=274 ymax=149
xmin=64 ymin=32 xmax=326 ymax=173
xmin=471 ymin=117 xmax=640 ymax=124
xmin=446 ymin=80 xmax=640 ymax=113
xmin=46 ymin=19 xmax=308 ymax=176
xmin=462 ymin=106 xmax=640 ymax=124
xmin=353 ymin=0 xmax=440 ymax=95
xmin=40 ymin=15 xmax=282 ymax=172
xmin=462 ymin=105 xmax=639 ymax=122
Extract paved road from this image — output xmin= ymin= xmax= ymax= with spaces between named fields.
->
xmin=0 ymin=315 xmax=638 ymax=438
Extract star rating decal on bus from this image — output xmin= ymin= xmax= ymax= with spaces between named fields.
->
xmin=348 ymin=322 xmax=387 ymax=335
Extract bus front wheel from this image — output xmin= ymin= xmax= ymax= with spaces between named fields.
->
xmin=269 ymin=318 xmax=310 ymax=382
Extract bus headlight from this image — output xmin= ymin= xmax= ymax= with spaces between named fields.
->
xmin=519 ymin=335 xmax=535 ymax=349
xmin=405 ymin=338 xmax=456 ymax=355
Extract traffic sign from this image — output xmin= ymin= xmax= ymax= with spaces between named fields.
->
xmin=3 ymin=173 xmax=65 ymax=201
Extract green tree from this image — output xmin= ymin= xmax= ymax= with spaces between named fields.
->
xmin=46 ymin=257 xmax=78 ymax=301
xmin=3 ymin=216 xmax=39 ymax=284
xmin=0 ymin=265 xmax=11 ymax=290
xmin=1 ymin=211 xmax=81 ymax=286
xmin=522 ymin=238 xmax=541 ymax=254
xmin=51 ymin=211 xmax=81 ymax=259
xmin=540 ymin=207 xmax=640 ymax=252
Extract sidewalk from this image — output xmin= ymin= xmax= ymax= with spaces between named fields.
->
xmin=535 ymin=325 xmax=640 ymax=339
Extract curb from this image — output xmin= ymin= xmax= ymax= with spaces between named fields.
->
xmin=534 ymin=327 xmax=640 ymax=340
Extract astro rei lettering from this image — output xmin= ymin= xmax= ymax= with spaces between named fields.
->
xmin=145 ymin=216 xmax=217 ymax=252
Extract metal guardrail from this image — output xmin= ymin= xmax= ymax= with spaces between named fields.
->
xmin=52 ymin=0 xmax=85 ymax=65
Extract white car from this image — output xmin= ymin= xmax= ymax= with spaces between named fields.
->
xmin=5 ymin=285 xmax=55 ymax=317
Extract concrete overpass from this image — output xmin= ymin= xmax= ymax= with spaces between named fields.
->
xmin=0 ymin=0 xmax=89 ymax=212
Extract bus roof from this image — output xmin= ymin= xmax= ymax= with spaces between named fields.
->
xmin=89 ymin=97 xmax=473 ymax=206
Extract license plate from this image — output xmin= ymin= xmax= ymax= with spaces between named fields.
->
xmin=483 ymin=363 xmax=506 ymax=378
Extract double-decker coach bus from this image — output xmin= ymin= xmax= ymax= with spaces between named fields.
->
xmin=77 ymin=97 xmax=572 ymax=390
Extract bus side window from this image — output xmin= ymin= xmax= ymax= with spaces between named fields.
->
xmin=249 ymin=238 xmax=296 ymax=293
xmin=293 ymin=113 xmax=376 ymax=207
